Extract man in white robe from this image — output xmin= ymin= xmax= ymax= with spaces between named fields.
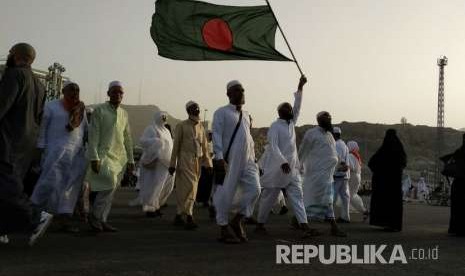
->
xmin=299 ymin=112 xmax=346 ymax=236
xmin=138 ymin=111 xmax=173 ymax=217
xmin=31 ymin=82 xmax=87 ymax=233
xmin=255 ymin=76 xmax=319 ymax=236
xmin=212 ymin=80 xmax=261 ymax=243
xmin=332 ymin=127 xmax=351 ymax=223
xmin=416 ymin=177 xmax=429 ymax=202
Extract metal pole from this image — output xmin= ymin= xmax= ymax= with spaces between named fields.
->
xmin=265 ymin=0 xmax=305 ymax=76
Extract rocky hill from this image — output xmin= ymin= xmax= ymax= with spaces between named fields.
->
xmin=252 ymin=122 xmax=464 ymax=180
xmin=124 ymin=105 xmax=463 ymax=181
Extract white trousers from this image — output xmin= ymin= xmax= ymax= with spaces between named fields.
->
xmin=333 ymin=178 xmax=350 ymax=221
xmin=257 ymin=176 xmax=307 ymax=224
xmin=213 ymin=161 xmax=261 ymax=226
xmin=90 ymin=189 xmax=116 ymax=222
xmin=159 ymin=175 xmax=174 ymax=206
xmin=139 ymin=163 xmax=170 ymax=212
xmin=348 ymin=174 xmax=366 ymax=214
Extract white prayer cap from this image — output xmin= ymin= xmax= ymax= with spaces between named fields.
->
xmin=226 ymin=80 xmax=242 ymax=90
xmin=85 ymin=107 xmax=94 ymax=113
xmin=316 ymin=111 xmax=330 ymax=119
xmin=108 ymin=80 xmax=123 ymax=90
xmin=333 ymin=127 xmax=342 ymax=134
xmin=185 ymin=100 xmax=198 ymax=110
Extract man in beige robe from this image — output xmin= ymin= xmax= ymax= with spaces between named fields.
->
xmin=169 ymin=101 xmax=212 ymax=230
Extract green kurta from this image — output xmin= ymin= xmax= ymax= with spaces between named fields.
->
xmin=86 ymin=102 xmax=134 ymax=191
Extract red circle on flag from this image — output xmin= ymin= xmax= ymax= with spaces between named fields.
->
xmin=202 ymin=18 xmax=233 ymax=51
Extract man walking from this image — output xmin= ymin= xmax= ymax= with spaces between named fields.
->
xmin=86 ymin=81 xmax=135 ymax=233
xmin=0 ymin=43 xmax=53 ymax=245
xmin=212 ymin=80 xmax=261 ymax=243
xmin=255 ymin=76 xmax=319 ymax=237
xmin=299 ymin=112 xmax=346 ymax=236
xmin=169 ymin=101 xmax=212 ymax=230
xmin=31 ymin=81 xmax=87 ymax=233
xmin=332 ymin=127 xmax=351 ymax=223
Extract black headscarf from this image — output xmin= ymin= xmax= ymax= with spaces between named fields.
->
xmin=369 ymin=129 xmax=407 ymax=172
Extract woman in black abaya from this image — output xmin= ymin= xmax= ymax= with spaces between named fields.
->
xmin=368 ymin=129 xmax=407 ymax=232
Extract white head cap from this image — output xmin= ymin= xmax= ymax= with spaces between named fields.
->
xmin=227 ymin=80 xmax=242 ymax=90
xmin=108 ymin=80 xmax=123 ymax=90
xmin=185 ymin=100 xmax=198 ymax=110
xmin=333 ymin=127 xmax=342 ymax=134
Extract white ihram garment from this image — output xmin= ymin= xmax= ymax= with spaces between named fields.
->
xmin=212 ymin=104 xmax=261 ymax=226
xmin=333 ymin=139 xmax=351 ymax=221
xmin=299 ymin=126 xmax=338 ymax=220
xmin=347 ymin=144 xmax=367 ymax=214
xmin=31 ymin=100 xmax=87 ymax=214
xmin=257 ymin=90 xmax=307 ymax=224
xmin=138 ymin=112 xmax=173 ymax=212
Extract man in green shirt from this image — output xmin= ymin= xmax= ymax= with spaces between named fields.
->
xmin=86 ymin=81 xmax=135 ymax=232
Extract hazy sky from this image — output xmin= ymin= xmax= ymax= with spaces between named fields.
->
xmin=1 ymin=0 xmax=464 ymax=128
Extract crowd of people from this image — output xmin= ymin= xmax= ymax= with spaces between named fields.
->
xmin=1 ymin=42 xmax=464 ymax=247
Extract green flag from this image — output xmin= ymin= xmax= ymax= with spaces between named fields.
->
xmin=150 ymin=0 xmax=293 ymax=61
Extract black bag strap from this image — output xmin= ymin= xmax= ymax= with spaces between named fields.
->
xmin=224 ymin=111 xmax=243 ymax=162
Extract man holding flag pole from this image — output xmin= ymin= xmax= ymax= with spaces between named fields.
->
xmin=151 ymin=0 xmax=307 ymax=243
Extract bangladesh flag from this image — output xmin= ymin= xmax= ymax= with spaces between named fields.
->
xmin=150 ymin=0 xmax=293 ymax=61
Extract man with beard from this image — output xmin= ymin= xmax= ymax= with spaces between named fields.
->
xmin=255 ymin=76 xmax=320 ymax=237
xmin=169 ymin=101 xmax=212 ymax=230
xmin=298 ymin=112 xmax=346 ymax=236
xmin=31 ymin=81 xmax=87 ymax=233
xmin=86 ymin=81 xmax=135 ymax=233
xmin=212 ymin=81 xmax=261 ymax=243
xmin=0 ymin=43 xmax=53 ymax=246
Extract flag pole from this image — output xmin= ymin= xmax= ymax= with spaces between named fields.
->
xmin=266 ymin=0 xmax=305 ymax=76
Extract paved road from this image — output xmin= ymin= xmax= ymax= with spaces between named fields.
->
xmin=1 ymin=189 xmax=464 ymax=276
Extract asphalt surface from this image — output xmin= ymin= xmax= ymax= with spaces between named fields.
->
xmin=1 ymin=188 xmax=464 ymax=276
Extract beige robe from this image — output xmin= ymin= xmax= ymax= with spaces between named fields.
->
xmin=170 ymin=119 xmax=212 ymax=216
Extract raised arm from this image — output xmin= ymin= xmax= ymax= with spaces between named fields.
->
xmin=292 ymin=75 xmax=307 ymax=125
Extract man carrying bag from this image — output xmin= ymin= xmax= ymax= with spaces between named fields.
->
xmin=211 ymin=80 xmax=261 ymax=244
